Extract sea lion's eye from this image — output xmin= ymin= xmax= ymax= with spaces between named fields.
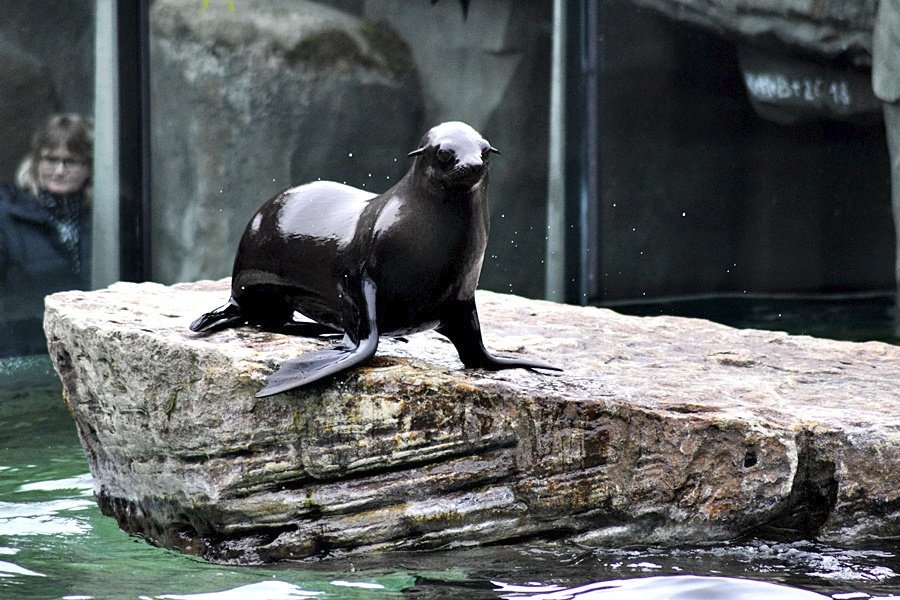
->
xmin=436 ymin=148 xmax=454 ymax=164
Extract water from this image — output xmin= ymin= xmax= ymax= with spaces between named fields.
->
xmin=606 ymin=293 xmax=900 ymax=345
xmin=2 ymin=356 xmax=900 ymax=599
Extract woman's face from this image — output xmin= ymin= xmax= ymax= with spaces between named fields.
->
xmin=37 ymin=144 xmax=91 ymax=196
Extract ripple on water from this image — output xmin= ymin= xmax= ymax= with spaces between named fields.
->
xmin=0 ymin=497 xmax=94 ymax=536
xmin=493 ymin=575 xmax=831 ymax=599
xmin=154 ymin=580 xmax=323 ymax=599
xmin=17 ymin=473 xmax=93 ymax=493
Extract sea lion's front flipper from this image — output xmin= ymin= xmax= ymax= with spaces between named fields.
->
xmin=256 ymin=278 xmax=379 ymax=397
xmin=190 ymin=298 xmax=245 ymax=334
xmin=437 ymin=298 xmax=562 ymax=373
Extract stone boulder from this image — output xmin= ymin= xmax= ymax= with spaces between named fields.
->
xmin=149 ymin=0 xmax=422 ymax=284
xmin=630 ymin=0 xmax=877 ymax=65
xmin=45 ymin=279 xmax=900 ymax=564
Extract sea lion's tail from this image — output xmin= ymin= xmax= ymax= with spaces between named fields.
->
xmin=189 ymin=298 xmax=245 ymax=334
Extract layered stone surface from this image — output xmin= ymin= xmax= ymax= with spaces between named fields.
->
xmin=44 ymin=279 xmax=900 ymax=563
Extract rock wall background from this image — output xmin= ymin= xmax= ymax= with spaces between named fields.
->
xmin=149 ymin=0 xmax=552 ymax=298
xmin=149 ymin=0 xmax=424 ymax=284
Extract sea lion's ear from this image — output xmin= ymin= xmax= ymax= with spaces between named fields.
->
xmin=408 ymin=147 xmax=426 ymax=157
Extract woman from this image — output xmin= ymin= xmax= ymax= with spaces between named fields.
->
xmin=0 ymin=113 xmax=93 ymax=356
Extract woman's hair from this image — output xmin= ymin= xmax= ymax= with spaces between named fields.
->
xmin=16 ymin=113 xmax=94 ymax=196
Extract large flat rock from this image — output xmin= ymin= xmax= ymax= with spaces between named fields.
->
xmin=44 ymin=280 xmax=900 ymax=563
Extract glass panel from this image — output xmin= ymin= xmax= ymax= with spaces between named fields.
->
xmin=0 ymin=2 xmax=96 ymax=358
xmin=148 ymin=0 xmax=553 ymax=299
xmin=585 ymin=1 xmax=897 ymax=342
xmin=592 ymin=1 xmax=892 ymax=303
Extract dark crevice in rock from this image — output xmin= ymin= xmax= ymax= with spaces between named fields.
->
xmin=743 ymin=449 xmax=759 ymax=468
xmin=752 ymin=432 xmax=838 ymax=539
xmin=298 ymin=435 xmax=519 ymax=486
xmin=97 ymin=490 xmax=309 ymax=564
xmin=177 ymin=446 xmax=272 ymax=463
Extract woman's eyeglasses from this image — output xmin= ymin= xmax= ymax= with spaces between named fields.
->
xmin=39 ymin=155 xmax=87 ymax=170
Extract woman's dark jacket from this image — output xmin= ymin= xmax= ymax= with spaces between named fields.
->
xmin=0 ymin=183 xmax=91 ymax=356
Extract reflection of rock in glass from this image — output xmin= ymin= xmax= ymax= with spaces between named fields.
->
xmin=874 ymin=0 xmax=900 ymax=302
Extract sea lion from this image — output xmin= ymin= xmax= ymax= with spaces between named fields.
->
xmin=190 ymin=121 xmax=560 ymax=397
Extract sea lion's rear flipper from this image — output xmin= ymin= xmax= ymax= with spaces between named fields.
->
xmin=189 ymin=299 xmax=245 ymax=334
xmin=256 ymin=278 xmax=379 ymax=397
xmin=437 ymin=298 xmax=562 ymax=373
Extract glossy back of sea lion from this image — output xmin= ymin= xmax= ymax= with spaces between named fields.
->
xmin=230 ymin=181 xmax=375 ymax=329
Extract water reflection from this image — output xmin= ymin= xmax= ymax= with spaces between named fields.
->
xmin=0 ymin=557 xmax=45 ymax=579
xmin=156 ymin=580 xmax=323 ymax=599
xmin=0 ymin=497 xmax=94 ymax=536
xmin=493 ymin=575 xmax=831 ymax=599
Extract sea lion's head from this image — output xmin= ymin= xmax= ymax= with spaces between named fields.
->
xmin=408 ymin=121 xmax=499 ymax=192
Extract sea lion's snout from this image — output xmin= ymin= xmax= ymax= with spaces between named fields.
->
xmin=447 ymin=161 xmax=485 ymax=186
